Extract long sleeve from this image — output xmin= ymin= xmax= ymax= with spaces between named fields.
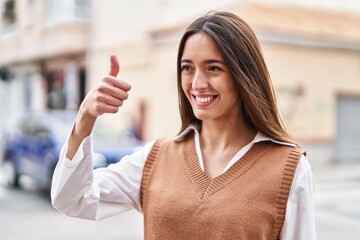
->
xmin=51 ymin=134 xmax=154 ymax=220
xmin=280 ymin=155 xmax=316 ymax=239
xmin=51 ymin=126 xmax=316 ymax=235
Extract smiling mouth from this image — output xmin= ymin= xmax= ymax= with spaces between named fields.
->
xmin=193 ymin=95 xmax=217 ymax=103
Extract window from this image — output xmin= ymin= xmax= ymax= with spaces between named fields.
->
xmin=75 ymin=0 xmax=90 ymax=19
xmin=2 ymin=0 xmax=16 ymax=32
xmin=25 ymin=0 xmax=36 ymax=27
xmin=45 ymin=0 xmax=90 ymax=25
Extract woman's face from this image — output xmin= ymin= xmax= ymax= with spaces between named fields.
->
xmin=180 ymin=33 xmax=241 ymax=123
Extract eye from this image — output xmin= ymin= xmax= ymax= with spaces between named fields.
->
xmin=181 ymin=65 xmax=193 ymax=72
xmin=208 ymin=65 xmax=222 ymax=72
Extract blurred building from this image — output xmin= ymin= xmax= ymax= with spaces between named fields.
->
xmin=1 ymin=0 xmax=359 ymax=163
xmin=0 ymin=0 xmax=89 ymax=130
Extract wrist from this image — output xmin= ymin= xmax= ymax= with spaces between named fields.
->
xmin=74 ymin=108 xmax=97 ymax=140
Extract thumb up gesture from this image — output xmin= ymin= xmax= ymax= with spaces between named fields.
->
xmin=66 ymin=55 xmax=132 ymax=159
xmin=80 ymin=54 xmax=131 ymax=118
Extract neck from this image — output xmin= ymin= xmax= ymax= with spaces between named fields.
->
xmin=199 ymin=118 xmax=256 ymax=151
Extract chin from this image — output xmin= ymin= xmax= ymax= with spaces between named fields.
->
xmin=193 ymin=112 xmax=212 ymax=121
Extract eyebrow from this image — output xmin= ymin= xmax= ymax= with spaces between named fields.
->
xmin=180 ymin=59 xmax=226 ymax=64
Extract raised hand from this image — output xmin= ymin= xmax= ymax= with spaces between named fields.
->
xmin=80 ymin=54 xmax=131 ymax=118
xmin=66 ymin=54 xmax=131 ymax=159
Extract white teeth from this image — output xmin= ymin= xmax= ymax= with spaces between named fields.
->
xmin=196 ymin=96 xmax=214 ymax=103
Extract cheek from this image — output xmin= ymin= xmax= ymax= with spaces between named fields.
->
xmin=229 ymin=87 xmax=241 ymax=106
xmin=181 ymin=78 xmax=191 ymax=95
xmin=222 ymin=80 xmax=240 ymax=101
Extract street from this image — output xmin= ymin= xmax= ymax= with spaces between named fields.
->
xmin=1 ymin=162 xmax=360 ymax=240
xmin=0 ymin=176 xmax=143 ymax=240
xmin=313 ymin=162 xmax=360 ymax=240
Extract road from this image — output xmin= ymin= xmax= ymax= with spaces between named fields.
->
xmin=0 ymin=176 xmax=143 ymax=240
xmin=1 ymin=162 xmax=360 ymax=240
xmin=313 ymin=162 xmax=360 ymax=240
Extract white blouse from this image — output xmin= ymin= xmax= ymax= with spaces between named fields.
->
xmin=51 ymin=125 xmax=316 ymax=239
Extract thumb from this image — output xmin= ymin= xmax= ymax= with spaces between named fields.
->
xmin=109 ymin=54 xmax=120 ymax=77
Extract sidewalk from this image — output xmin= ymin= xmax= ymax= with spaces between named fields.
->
xmin=312 ymin=161 xmax=360 ymax=240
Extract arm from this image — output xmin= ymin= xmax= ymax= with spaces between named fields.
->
xmin=51 ymin=54 xmax=135 ymax=220
xmin=66 ymin=54 xmax=130 ymax=160
xmin=51 ymin=137 xmax=154 ymax=220
xmin=280 ymin=155 xmax=316 ymax=239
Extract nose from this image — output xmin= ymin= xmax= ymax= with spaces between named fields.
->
xmin=192 ymin=70 xmax=208 ymax=90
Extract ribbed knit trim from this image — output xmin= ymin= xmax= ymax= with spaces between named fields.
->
xmin=184 ymin=135 xmax=270 ymax=199
xmin=274 ymin=146 xmax=303 ymax=238
xmin=140 ymin=138 xmax=165 ymax=209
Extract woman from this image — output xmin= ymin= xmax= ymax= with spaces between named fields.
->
xmin=51 ymin=11 xmax=315 ymax=239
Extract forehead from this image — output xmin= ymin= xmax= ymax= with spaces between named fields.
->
xmin=182 ymin=33 xmax=223 ymax=60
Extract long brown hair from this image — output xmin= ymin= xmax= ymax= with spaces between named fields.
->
xmin=177 ymin=11 xmax=295 ymax=144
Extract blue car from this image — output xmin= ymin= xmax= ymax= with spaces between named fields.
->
xmin=1 ymin=111 xmax=141 ymax=189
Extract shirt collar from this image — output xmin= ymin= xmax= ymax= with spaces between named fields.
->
xmin=173 ymin=124 xmax=199 ymax=142
xmin=173 ymin=124 xmax=295 ymax=147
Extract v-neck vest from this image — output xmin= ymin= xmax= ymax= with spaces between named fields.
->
xmin=140 ymin=133 xmax=303 ymax=240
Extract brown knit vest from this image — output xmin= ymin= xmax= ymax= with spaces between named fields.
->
xmin=141 ymin=133 xmax=303 ymax=240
